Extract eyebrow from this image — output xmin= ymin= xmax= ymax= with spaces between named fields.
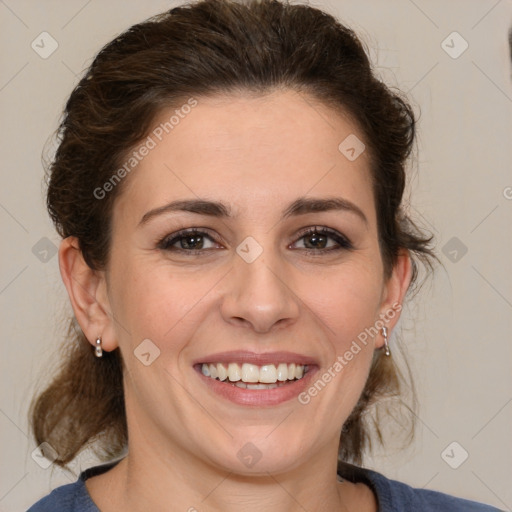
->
xmin=138 ymin=196 xmax=368 ymax=227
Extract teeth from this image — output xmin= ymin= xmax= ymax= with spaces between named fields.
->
xmin=235 ymin=381 xmax=279 ymax=390
xmin=247 ymin=383 xmax=278 ymax=389
xmin=259 ymin=364 xmax=277 ymax=383
xmin=227 ymin=363 xmax=241 ymax=382
xmin=276 ymin=363 xmax=288 ymax=381
xmin=216 ymin=364 xmax=227 ymax=381
xmin=241 ymin=363 xmax=260 ymax=383
xmin=201 ymin=362 xmax=307 ymax=384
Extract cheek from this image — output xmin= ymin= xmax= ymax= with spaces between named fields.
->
xmin=108 ymin=254 xmax=221 ymax=350
xmin=302 ymin=276 xmax=381 ymax=425
xmin=301 ymin=261 xmax=384 ymax=350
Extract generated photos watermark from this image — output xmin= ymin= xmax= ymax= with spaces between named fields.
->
xmin=298 ymin=302 xmax=402 ymax=405
xmin=93 ymin=98 xmax=198 ymax=200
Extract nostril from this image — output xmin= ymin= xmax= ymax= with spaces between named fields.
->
xmin=230 ymin=316 xmax=252 ymax=328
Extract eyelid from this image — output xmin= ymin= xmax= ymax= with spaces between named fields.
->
xmin=291 ymin=225 xmax=353 ymax=250
xmin=157 ymin=227 xmax=225 ymax=251
xmin=157 ymin=225 xmax=353 ymax=253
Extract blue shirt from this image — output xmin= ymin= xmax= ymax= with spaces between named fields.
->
xmin=28 ymin=459 xmax=503 ymax=511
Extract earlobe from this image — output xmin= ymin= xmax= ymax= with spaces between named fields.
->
xmin=58 ymin=237 xmax=117 ymax=353
xmin=377 ymin=250 xmax=412 ymax=347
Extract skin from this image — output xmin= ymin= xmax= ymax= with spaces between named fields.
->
xmin=60 ymin=90 xmax=411 ymax=512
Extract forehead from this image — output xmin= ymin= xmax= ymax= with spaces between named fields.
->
xmin=114 ymin=90 xmax=375 ymax=226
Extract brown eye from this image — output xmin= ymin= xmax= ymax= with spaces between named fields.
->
xmin=291 ymin=227 xmax=353 ymax=252
xmin=176 ymin=234 xmax=207 ymax=250
xmin=302 ymin=231 xmax=331 ymax=249
xmin=158 ymin=229 xmax=220 ymax=252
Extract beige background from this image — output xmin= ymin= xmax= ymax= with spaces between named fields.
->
xmin=1 ymin=0 xmax=511 ymax=510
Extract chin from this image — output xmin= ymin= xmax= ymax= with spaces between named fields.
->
xmin=203 ymin=433 xmax=312 ymax=477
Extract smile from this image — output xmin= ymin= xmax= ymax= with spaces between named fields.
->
xmin=193 ymin=351 xmax=318 ymax=405
xmin=201 ymin=362 xmax=307 ymax=389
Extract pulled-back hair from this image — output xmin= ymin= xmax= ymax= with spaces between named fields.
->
xmin=30 ymin=0 xmax=434 ymax=468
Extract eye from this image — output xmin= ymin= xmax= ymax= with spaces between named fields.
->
xmin=158 ymin=228 xmax=222 ymax=253
xmin=157 ymin=226 xmax=352 ymax=255
xmin=291 ymin=226 xmax=353 ymax=253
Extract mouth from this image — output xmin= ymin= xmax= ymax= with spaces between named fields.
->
xmin=192 ymin=351 xmax=318 ymax=406
xmin=199 ymin=362 xmax=309 ymax=389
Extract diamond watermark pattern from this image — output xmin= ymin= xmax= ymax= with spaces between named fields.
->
xmin=31 ymin=31 xmax=59 ymax=59
xmin=441 ymin=32 xmax=468 ymax=59
xmin=338 ymin=134 xmax=366 ymax=161
xmin=31 ymin=442 xmax=58 ymax=469
xmin=442 ymin=236 xmax=468 ymax=263
xmin=134 ymin=338 xmax=161 ymax=366
xmin=32 ymin=237 xmax=58 ymax=263
xmin=237 ymin=442 xmax=262 ymax=468
xmin=236 ymin=236 xmax=263 ymax=264
xmin=441 ymin=441 xmax=469 ymax=469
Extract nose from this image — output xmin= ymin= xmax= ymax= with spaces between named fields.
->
xmin=219 ymin=252 xmax=300 ymax=334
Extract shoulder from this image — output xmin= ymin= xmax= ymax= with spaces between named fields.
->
xmin=339 ymin=463 xmax=503 ymax=512
xmin=26 ymin=479 xmax=98 ymax=512
xmin=378 ymin=472 xmax=502 ymax=511
xmin=28 ymin=460 xmax=120 ymax=511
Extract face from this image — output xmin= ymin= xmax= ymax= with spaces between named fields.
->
xmin=99 ymin=90 xmax=406 ymax=475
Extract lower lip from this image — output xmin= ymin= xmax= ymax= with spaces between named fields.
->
xmin=195 ymin=366 xmax=318 ymax=406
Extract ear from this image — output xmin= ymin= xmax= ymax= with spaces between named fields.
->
xmin=58 ymin=236 xmax=118 ymax=352
xmin=375 ymin=249 xmax=412 ymax=349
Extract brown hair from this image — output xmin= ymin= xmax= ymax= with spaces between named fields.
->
xmin=30 ymin=0 xmax=435 ymax=468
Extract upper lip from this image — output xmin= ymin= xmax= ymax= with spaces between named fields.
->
xmin=193 ymin=350 xmax=318 ymax=367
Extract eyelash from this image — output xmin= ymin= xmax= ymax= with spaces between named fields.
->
xmin=157 ymin=226 xmax=353 ymax=256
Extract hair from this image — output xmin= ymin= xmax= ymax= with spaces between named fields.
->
xmin=30 ymin=0 xmax=435 ymax=469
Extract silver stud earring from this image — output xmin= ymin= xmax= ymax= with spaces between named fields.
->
xmin=95 ymin=337 xmax=103 ymax=358
xmin=382 ymin=327 xmax=391 ymax=357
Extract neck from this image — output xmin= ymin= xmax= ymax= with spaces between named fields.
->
xmin=104 ymin=451 xmax=350 ymax=512
xmin=86 ymin=420 xmax=360 ymax=512
xmin=84 ymin=392 xmax=375 ymax=511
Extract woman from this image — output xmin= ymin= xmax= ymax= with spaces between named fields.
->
xmin=27 ymin=0 xmax=501 ymax=510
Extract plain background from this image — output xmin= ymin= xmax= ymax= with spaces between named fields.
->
xmin=1 ymin=0 xmax=511 ymax=510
